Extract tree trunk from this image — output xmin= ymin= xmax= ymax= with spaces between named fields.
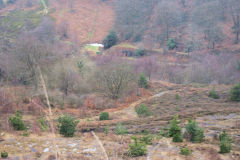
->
xmin=234 ymin=15 xmax=240 ymax=44
xmin=212 ymin=42 xmax=215 ymax=50
xmin=166 ymin=25 xmax=169 ymax=41
xmin=236 ymin=30 xmax=239 ymax=44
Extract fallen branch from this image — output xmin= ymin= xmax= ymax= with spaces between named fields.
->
xmin=38 ymin=66 xmax=61 ymax=160
xmin=91 ymin=131 xmax=109 ymax=160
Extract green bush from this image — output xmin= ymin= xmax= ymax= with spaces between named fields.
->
xmin=185 ymin=119 xmax=204 ymax=143
xmin=1 ymin=151 xmax=8 ymax=158
xmin=135 ymin=104 xmax=151 ymax=117
xmin=168 ymin=115 xmax=183 ymax=142
xmin=135 ymin=48 xmax=146 ymax=57
xmin=103 ymin=31 xmax=118 ymax=49
xmin=157 ymin=128 xmax=169 ymax=139
xmin=138 ymin=73 xmax=149 ymax=89
xmin=230 ymin=82 xmax=240 ymax=102
xmin=22 ymin=130 xmax=29 ymax=136
xmin=173 ymin=133 xmax=183 ymax=142
xmin=104 ymin=126 xmax=109 ymax=135
xmin=9 ymin=111 xmax=26 ymax=131
xmin=114 ymin=123 xmax=128 ymax=135
xmin=180 ymin=147 xmax=192 ymax=156
xmin=209 ymin=87 xmax=220 ymax=99
xmin=167 ymin=38 xmax=177 ymax=50
xmin=219 ymin=131 xmax=232 ymax=153
xmin=99 ymin=112 xmax=110 ymax=121
xmin=37 ymin=117 xmax=48 ymax=131
xmin=140 ymin=134 xmax=153 ymax=145
xmin=175 ymin=94 xmax=180 ymax=100
xmin=57 ymin=115 xmax=79 ymax=137
xmin=128 ymin=136 xmax=147 ymax=157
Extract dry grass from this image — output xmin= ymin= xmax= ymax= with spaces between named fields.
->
xmin=51 ymin=0 xmax=114 ymax=43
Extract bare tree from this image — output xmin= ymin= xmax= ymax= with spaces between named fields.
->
xmin=12 ymin=36 xmax=57 ymax=90
xmin=155 ymin=1 xmax=184 ymax=42
xmin=219 ymin=0 xmax=228 ymax=21
xmin=59 ymin=68 xmax=78 ymax=96
xmin=229 ymin=0 xmax=240 ymax=44
xmin=69 ymin=0 xmax=74 ymax=12
xmin=57 ymin=22 xmax=69 ymax=39
xmin=94 ymin=63 xmax=135 ymax=99
xmin=135 ymin=56 xmax=158 ymax=80
xmin=191 ymin=1 xmax=223 ymax=49
xmin=115 ymin=0 xmax=153 ymax=41
xmin=180 ymin=0 xmax=186 ymax=7
xmin=28 ymin=17 xmax=56 ymax=43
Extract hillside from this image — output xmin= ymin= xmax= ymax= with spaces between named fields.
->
xmin=0 ymin=82 xmax=240 ymax=159
xmin=51 ymin=0 xmax=114 ymax=43
xmin=1 ymin=0 xmax=240 ymax=52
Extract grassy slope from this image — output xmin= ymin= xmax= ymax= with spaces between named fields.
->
xmin=50 ymin=0 xmax=114 ymax=44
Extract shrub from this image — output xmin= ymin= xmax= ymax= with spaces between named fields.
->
xmin=180 ymin=147 xmax=192 ymax=156
xmin=57 ymin=115 xmax=79 ymax=137
xmin=22 ymin=130 xmax=29 ymax=136
xmin=103 ymin=31 xmax=118 ymax=49
xmin=219 ymin=131 xmax=232 ymax=153
xmin=128 ymin=136 xmax=147 ymax=157
xmin=168 ymin=115 xmax=183 ymax=142
xmin=114 ymin=123 xmax=128 ymax=135
xmin=37 ymin=118 xmax=48 ymax=131
xmin=185 ymin=119 xmax=204 ymax=143
xmin=99 ymin=112 xmax=110 ymax=121
xmin=140 ymin=134 xmax=153 ymax=145
xmin=157 ymin=128 xmax=169 ymax=139
xmin=135 ymin=104 xmax=151 ymax=117
xmin=209 ymin=87 xmax=220 ymax=99
xmin=135 ymin=48 xmax=146 ymax=57
xmin=133 ymin=34 xmax=142 ymax=42
xmin=173 ymin=133 xmax=183 ymax=142
xmin=138 ymin=73 xmax=149 ymax=89
xmin=1 ymin=151 xmax=8 ymax=158
xmin=168 ymin=115 xmax=180 ymax=137
xmin=230 ymin=82 xmax=240 ymax=102
xmin=175 ymin=94 xmax=180 ymax=100
xmin=167 ymin=38 xmax=177 ymax=50
xmin=9 ymin=111 xmax=26 ymax=131
xmin=104 ymin=126 xmax=109 ymax=135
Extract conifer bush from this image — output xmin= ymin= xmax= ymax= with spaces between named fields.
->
xmin=135 ymin=48 xmax=146 ymax=57
xmin=219 ymin=130 xmax=232 ymax=153
xmin=180 ymin=147 xmax=192 ymax=155
xmin=9 ymin=111 xmax=26 ymax=131
xmin=168 ymin=115 xmax=183 ymax=142
xmin=209 ymin=87 xmax=219 ymax=99
xmin=114 ymin=123 xmax=128 ymax=135
xmin=57 ymin=115 xmax=79 ymax=137
xmin=185 ymin=119 xmax=204 ymax=143
xmin=140 ymin=134 xmax=153 ymax=145
xmin=99 ymin=112 xmax=110 ymax=121
xmin=138 ymin=73 xmax=149 ymax=89
xmin=103 ymin=31 xmax=118 ymax=49
xmin=1 ymin=151 xmax=8 ymax=158
xmin=230 ymin=82 xmax=240 ymax=102
xmin=135 ymin=104 xmax=151 ymax=117
xmin=128 ymin=136 xmax=147 ymax=157
xmin=167 ymin=38 xmax=177 ymax=50
xmin=175 ymin=94 xmax=180 ymax=100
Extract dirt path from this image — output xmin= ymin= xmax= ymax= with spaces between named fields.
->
xmin=108 ymin=91 xmax=169 ymax=120
xmin=78 ymin=91 xmax=170 ymax=128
